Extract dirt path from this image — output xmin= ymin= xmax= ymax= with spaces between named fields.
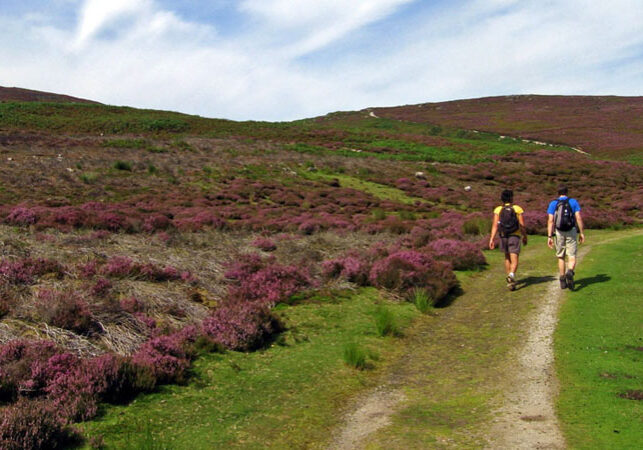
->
xmin=328 ymin=238 xmax=603 ymax=449
xmin=485 ymin=264 xmax=575 ymax=449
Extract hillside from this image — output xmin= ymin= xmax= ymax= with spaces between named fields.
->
xmin=371 ymin=95 xmax=643 ymax=161
xmin=0 ymin=93 xmax=641 ymax=448
xmin=0 ymin=86 xmax=98 ymax=104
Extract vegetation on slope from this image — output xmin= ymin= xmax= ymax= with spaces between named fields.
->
xmin=372 ymin=95 xmax=643 ymax=161
xmin=0 ymin=97 xmax=641 ymax=447
xmin=556 ymin=233 xmax=643 ymax=449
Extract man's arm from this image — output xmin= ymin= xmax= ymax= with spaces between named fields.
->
xmin=518 ymin=214 xmax=527 ymax=245
xmin=489 ymin=214 xmax=499 ymax=249
xmin=575 ymin=211 xmax=585 ymax=244
xmin=547 ymin=214 xmax=555 ymax=249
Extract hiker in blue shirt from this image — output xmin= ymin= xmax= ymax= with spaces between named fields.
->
xmin=547 ymin=186 xmax=585 ymax=290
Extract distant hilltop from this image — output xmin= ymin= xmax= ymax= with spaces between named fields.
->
xmin=0 ymin=86 xmax=99 ymax=104
xmin=370 ymin=95 xmax=643 ymax=158
xmin=2 ymin=85 xmax=642 ymax=159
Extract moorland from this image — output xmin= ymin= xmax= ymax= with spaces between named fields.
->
xmin=0 ymin=87 xmax=641 ymax=449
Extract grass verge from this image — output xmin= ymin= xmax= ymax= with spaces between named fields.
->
xmin=555 ymin=233 xmax=643 ymax=449
xmin=79 ymin=288 xmax=418 ymax=449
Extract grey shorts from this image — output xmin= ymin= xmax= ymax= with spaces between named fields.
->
xmin=499 ymin=235 xmax=521 ymax=255
xmin=555 ymin=229 xmax=578 ymax=258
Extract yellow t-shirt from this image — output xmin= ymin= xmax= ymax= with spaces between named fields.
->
xmin=493 ymin=204 xmax=524 ymax=236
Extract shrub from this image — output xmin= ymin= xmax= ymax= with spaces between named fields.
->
xmin=6 ymin=206 xmax=39 ymax=225
xmin=101 ymin=256 xmax=137 ymax=278
xmin=131 ymin=334 xmax=192 ymax=385
xmin=369 ymin=251 xmax=457 ymax=301
xmin=90 ymin=278 xmax=112 ymax=297
xmin=119 ymin=296 xmax=143 ymax=313
xmin=0 ymin=398 xmax=76 ymax=450
xmin=202 ymin=302 xmax=282 ymax=351
xmin=142 ymin=214 xmax=172 ymax=233
xmin=252 ymin=237 xmax=277 ymax=252
xmin=224 ymin=253 xmax=268 ymax=280
xmin=425 ymin=238 xmax=486 ymax=270
xmin=0 ymin=258 xmax=65 ymax=285
xmin=229 ymin=264 xmax=312 ymax=305
xmin=322 ymin=255 xmax=370 ymax=286
xmin=113 ymin=161 xmax=132 ymax=171
xmin=0 ymin=340 xmax=60 ymax=402
xmin=342 ymin=342 xmax=367 ymax=370
xmin=34 ymin=289 xmax=96 ymax=335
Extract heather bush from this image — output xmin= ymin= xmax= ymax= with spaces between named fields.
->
xmin=91 ymin=211 xmax=127 ymax=231
xmin=34 ymin=289 xmax=97 ymax=335
xmin=132 ymin=333 xmax=193 ymax=384
xmin=0 ymin=340 xmax=60 ymax=402
xmin=522 ymin=210 xmax=547 ymax=235
xmin=95 ymin=256 xmax=188 ymax=282
xmin=119 ymin=296 xmax=144 ymax=313
xmin=369 ymin=250 xmax=457 ymax=301
xmin=229 ymin=264 xmax=312 ymax=305
xmin=77 ymin=260 xmax=99 ymax=278
xmin=142 ymin=214 xmax=172 ymax=233
xmin=202 ymin=302 xmax=283 ymax=351
xmin=0 ymin=398 xmax=76 ymax=450
xmin=224 ymin=253 xmax=268 ymax=280
xmin=252 ymin=237 xmax=277 ymax=252
xmin=0 ymin=258 xmax=65 ymax=284
xmin=101 ymin=256 xmax=137 ymax=278
xmin=425 ymin=238 xmax=486 ymax=270
xmin=6 ymin=206 xmax=40 ymax=226
xmin=91 ymin=278 xmax=112 ymax=297
xmin=321 ymin=255 xmax=370 ymax=286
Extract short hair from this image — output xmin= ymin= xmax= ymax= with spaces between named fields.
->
xmin=501 ymin=189 xmax=513 ymax=203
xmin=558 ymin=185 xmax=568 ymax=195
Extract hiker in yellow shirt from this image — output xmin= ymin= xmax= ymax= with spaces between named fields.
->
xmin=489 ymin=189 xmax=528 ymax=290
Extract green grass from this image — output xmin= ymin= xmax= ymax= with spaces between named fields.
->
xmin=299 ymin=171 xmax=428 ymax=205
xmin=79 ymin=288 xmax=418 ymax=449
xmin=555 ymin=233 xmax=643 ymax=449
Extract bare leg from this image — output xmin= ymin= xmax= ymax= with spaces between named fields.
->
xmin=567 ymin=256 xmax=576 ymax=272
xmin=558 ymin=257 xmax=566 ymax=276
xmin=510 ymin=253 xmax=519 ymax=275
xmin=504 ymin=254 xmax=512 ymax=274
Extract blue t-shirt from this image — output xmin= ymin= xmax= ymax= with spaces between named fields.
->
xmin=547 ymin=196 xmax=581 ymax=215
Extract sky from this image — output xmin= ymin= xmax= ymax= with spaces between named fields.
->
xmin=1 ymin=0 xmax=643 ymax=121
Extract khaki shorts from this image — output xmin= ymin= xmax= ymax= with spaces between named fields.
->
xmin=555 ymin=229 xmax=578 ymax=258
xmin=499 ymin=235 xmax=521 ymax=255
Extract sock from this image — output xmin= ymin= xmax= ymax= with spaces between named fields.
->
xmin=509 ymin=272 xmax=515 ymax=278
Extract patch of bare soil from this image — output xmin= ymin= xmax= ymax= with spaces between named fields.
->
xmin=329 ymin=386 xmax=405 ymax=450
xmin=485 ymin=275 xmax=566 ymax=449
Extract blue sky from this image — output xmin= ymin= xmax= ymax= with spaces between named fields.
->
xmin=1 ymin=0 xmax=642 ymax=121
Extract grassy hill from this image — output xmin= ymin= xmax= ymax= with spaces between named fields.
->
xmin=0 ymin=91 xmax=641 ymax=448
xmin=371 ymin=95 xmax=643 ymax=162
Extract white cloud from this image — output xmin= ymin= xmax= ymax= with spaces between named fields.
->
xmin=238 ymin=0 xmax=414 ymax=57
xmin=0 ymin=0 xmax=642 ymax=121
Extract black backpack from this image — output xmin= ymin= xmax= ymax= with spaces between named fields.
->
xmin=554 ymin=199 xmax=576 ymax=231
xmin=498 ymin=205 xmax=519 ymax=237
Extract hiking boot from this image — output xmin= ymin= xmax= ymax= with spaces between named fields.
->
xmin=506 ymin=274 xmax=516 ymax=291
xmin=559 ymin=276 xmax=567 ymax=289
xmin=565 ymin=269 xmax=575 ymax=291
